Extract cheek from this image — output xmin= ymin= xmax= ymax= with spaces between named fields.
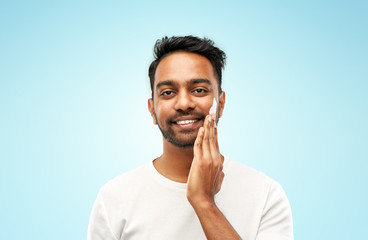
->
xmin=154 ymin=103 xmax=169 ymax=121
xmin=199 ymin=100 xmax=214 ymax=114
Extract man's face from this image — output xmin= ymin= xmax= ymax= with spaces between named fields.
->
xmin=148 ymin=51 xmax=225 ymax=148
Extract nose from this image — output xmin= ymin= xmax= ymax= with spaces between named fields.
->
xmin=174 ymin=91 xmax=196 ymax=112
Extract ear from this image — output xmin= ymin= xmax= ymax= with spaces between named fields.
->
xmin=148 ymin=98 xmax=157 ymax=125
xmin=218 ymin=91 xmax=225 ymax=118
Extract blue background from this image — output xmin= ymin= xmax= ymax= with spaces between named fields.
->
xmin=1 ymin=1 xmax=367 ymax=239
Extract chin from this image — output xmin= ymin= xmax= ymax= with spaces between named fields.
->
xmin=167 ymin=135 xmax=197 ymax=149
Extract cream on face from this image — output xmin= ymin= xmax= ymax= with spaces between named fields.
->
xmin=209 ymin=97 xmax=217 ymax=115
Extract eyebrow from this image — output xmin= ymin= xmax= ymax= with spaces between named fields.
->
xmin=190 ymin=78 xmax=212 ymax=87
xmin=156 ymin=80 xmax=175 ymax=89
xmin=156 ymin=78 xmax=213 ymax=89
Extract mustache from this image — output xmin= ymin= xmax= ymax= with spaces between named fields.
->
xmin=166 ymin=110 xmax=207 ymax=124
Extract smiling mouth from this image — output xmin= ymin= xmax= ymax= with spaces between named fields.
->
xmin=168 ymin=112 xmax=206 ymax=127
xmin=175 ymin=119 xmax=199 ymax=125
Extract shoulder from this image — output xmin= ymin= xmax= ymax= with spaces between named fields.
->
xmin=226 ymin=158 xmax=295 ymax=239
xmin=98 ymin=163 xmax=150 ymax=200
xmin=223 ymin=156 xmax=288 ymax=202
xmin=224 ymin=157 xmax=274 ymax=187
xmin=222 ymin=156 xmax=293 ymax=237
xmin=88 ymin=163 xmax=152 ymax=240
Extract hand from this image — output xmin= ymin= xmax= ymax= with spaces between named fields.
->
xmin=187 ymin=113 xmax=225 ymax=206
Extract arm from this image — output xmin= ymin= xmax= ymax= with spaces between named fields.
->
xmin=191 ymin=200 xmax=242 ymax=240
xmin=187 ymin=114 xmax=242 ymax=240
xmin=256 ymin=182 xmax=293 ymax=240
xmin=87 ymin=192 xmax=118 ymax=240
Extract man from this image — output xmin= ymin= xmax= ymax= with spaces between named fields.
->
xmin=87 ymin=36 xmax=293 ymax=240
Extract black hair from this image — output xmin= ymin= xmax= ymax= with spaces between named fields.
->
xmin=148 ymin=36 xmax=226 ymax=97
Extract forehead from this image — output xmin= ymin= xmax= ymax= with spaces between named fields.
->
xmin=154 ymin=52 xmax=217 ymax=88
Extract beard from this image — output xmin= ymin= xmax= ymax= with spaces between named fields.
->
xmin=154 ymin=110 xmax=207 ymax=148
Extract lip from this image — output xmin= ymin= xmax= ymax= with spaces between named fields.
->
xmin=172 ymin=119 xmax=203 ymax=130
xmin=172 ymin=115 xmax=202 ymax=123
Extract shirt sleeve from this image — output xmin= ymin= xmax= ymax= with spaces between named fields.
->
xmin=256 ymin=181 xmax=294 ymax=240
xmin=87 ymin=191 xmax=118 ymax=240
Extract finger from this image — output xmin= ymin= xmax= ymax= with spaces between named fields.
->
xmin=209 ymin=113 xmax=219 ymax=150
xmin=214 ymin=117 xmax=219 ymax=151
xmin=202 ymin=115 xmax=211 ymax=155
xmin=193 ymin=127 xmax=204 ymax=157
xmin=209 ymin=114 xmax=217 ymax=158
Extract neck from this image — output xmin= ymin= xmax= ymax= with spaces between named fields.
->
xmin=153 ymin=137 xmax=194 ymax=183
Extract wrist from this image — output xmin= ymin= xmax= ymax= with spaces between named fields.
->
xmin=189 ymin=197 xmax=217 ymax=212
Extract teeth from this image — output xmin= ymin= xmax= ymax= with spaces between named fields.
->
xmin=176 ymin=119 xmax=198 ymax=125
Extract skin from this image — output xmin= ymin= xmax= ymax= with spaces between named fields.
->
xmin=148 ymin=51 xmax=241 ymax=239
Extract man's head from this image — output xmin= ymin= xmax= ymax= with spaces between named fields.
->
xmin=148 ymin=36 xmax=226 ymax=148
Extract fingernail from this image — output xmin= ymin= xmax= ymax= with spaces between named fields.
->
xmin=214 ymin=121 xmax=217 ymax=128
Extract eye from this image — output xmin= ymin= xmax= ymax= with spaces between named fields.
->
xmin=193 ymin=88 xmax=208 ymax=95
xmin=160 ymin=90 xmax=174 ymax=96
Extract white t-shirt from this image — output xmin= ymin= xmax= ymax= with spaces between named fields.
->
xmin=87 ymin=156 xmax=293 ymax=240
